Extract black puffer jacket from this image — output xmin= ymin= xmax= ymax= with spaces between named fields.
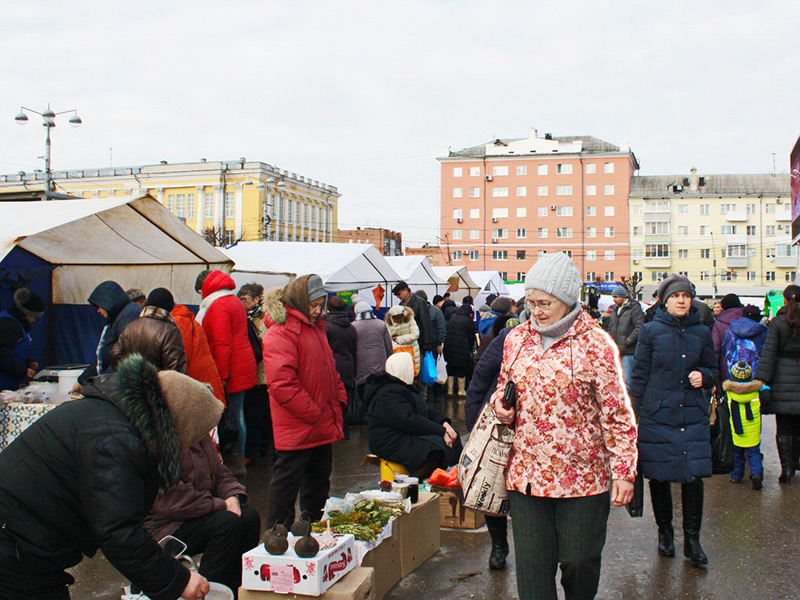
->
xmin=0 ymin=372 xmax=189 ymax=599
xmin=443 ymin=304 xmax=478 ymax=371
xmin=603 ymin=300 xmax=645 ymax=356
xmin=364 ymin=373 xmax=451 ymax=473
xmin=441 ymin=299 xmax=457 ymax=321
xmin=324 ymin=311 xmax=357 ymax=388
xmin=754 ymin=307 xmax=800 ymax=415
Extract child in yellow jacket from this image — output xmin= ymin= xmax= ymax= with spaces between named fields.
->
xmin=723 ymin=360 xmax=765 ymax=490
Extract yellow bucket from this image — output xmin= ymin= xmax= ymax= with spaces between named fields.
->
xmin=380 ymin=459 xmax=409 ymax=481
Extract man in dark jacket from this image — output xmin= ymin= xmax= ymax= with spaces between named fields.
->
xmin=0 ymin=355 xmax=223 ymax=600
xmin=75 ymin=280 xmax=143 ymax=391
xmin=444 ymin=303 xmax=478 ymax=396
xmin=324 ymin=296 xmax=357 ymax=437
xmin=392 ymin=281 xmax=435 ymax=353
xmin=603 ymin=286 xmax=645 ymax=386
xmin=0 ymin=288 xmax=44 ymax=391
xmin=417 ymin=290 xmax=447 ymax=402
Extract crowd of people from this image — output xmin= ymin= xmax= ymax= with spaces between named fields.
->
xmin=0 ymin=256 xmax=797 ymax=600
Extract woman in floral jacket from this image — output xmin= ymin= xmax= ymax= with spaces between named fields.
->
xmin=494 ymin=252 xmax=637 ymax=600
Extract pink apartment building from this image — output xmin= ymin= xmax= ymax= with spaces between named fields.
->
xmin=438 ymin=128 xmax=639 ymax=283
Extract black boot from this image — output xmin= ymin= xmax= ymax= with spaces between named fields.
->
xmin=792 ymin=436 xmax=800 ymax=472
xmin=485 ymin=515 xmax=509 ymax=570
xmin=777 ymin=436 xmax=794 ymax=484
xmin=682 ymin=479 xmax=708 ymax=567
xmin=649 ymin=480 xmax=674 ymax=557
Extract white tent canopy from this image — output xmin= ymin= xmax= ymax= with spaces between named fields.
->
xmin=1 ymin=194 xmax=231 ymax=304
xmin=431 ymin=266 xmax=481 ymax=304
xmin=383 ymin=256 xmax=449 ymax=304
xmin=222 ymin=242 xmax=402 ymax=304
xmin=469 ymin=270 xmax=510 ymax=307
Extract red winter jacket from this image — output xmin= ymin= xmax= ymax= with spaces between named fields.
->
xmin=171 ymin=304 xmax=226 ymax=405
xmin=263 ymin=287 xmax=347 ymax=451
xmin=199 ymin=271 xmax=257 ymax=395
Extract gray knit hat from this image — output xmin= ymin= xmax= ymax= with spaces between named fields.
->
xmin=612 ymin=286 xmax=628 ymax=298
xmin=656 ymin=273 xmax=693 ymax=302
xmin=490 ymin=296 xmax=512 ymax=314
xmin=524 ymin=252 xmax=582 ymax=307
xmin=306 ymin=274 xmax=326 ymax=302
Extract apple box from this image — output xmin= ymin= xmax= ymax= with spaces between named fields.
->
xmin=242 ymin=534 xmax=356 ymax=596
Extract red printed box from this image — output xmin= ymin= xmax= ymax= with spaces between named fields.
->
xmin=242 ymin=534 xmax=356 ymax=596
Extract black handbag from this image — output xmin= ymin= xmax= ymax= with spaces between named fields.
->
xmin=217 ymin=407 xmax=239 ymax=450
xmin=626 ymin=470 xmax=644 ymax=517
xmin=711 ymin=400 xmax=734 ymax=474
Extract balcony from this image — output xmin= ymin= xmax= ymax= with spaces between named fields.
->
xmin=726 ymin=257 xmax=748 ymax=269
xmin=776 ymin=255 xmax=799 ymax=268
xmin=776 ymin=210 xmax=792 ymax=222
xmin=725 ymin=211 xmax=747 ymax=222
xmin=726 ymin=234 xmax=747 ymax=245
xmin=644 ymin=257 xmax=671 ymax=269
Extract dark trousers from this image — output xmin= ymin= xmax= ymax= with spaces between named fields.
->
xmin=174 ymin=504 xmax=261 ymax=597
xmin=775 ymin=414 xmax=800 ymax=436
xmin=243 ymin=385 xmax=271 ymax=460
xmin=0 ymin=533 xmax=72 ymax=599
xmin=732 ymin=445 xmax=764 ymax=480
xmin=266 ymin=444 xmax=333 ymax=529
xmin=509 ymin=491 xmax=610 ymax=600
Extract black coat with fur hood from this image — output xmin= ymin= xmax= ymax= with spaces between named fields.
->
xmin=0 ymin=361 xmax=190 ymax=599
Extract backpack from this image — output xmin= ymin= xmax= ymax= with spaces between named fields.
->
xmin=721 ymin=329 xmax=760 ymax=382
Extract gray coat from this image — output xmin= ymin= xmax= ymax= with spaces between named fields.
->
xmin=604 ymin=299 xmax=645 ymax=356
xmin=352 ymin=316 xmax=393 ymax=385
xmin=429 ymin=304 xmax=447 ymax=345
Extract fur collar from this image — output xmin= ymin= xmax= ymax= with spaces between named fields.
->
xmin=141 ymin=305 xmax=176 ymax=324
xmin=723 ymin=380 xmax=763 ymax=394
xmin=264 ymin=286 xmax=288 ymax=325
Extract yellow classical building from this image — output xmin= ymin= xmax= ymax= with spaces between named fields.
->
xmin=0 ymin=159 xmax=341 ymax=245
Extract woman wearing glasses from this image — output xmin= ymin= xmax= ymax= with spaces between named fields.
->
xmin=494 ymin=252 xmax=638 ymax=600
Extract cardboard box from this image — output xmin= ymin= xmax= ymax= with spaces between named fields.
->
xmin=393 ymin=491 xmax=440 ymax=577
xmin=238 ymin=567 xmax=374 ymax=600
xmin=242 ymin=534 xmax=356 ymax=595
xmin=434 ymin=487 xmax=486 ymax=529
xmin=359 ymin=529 xmax=400 ymax=600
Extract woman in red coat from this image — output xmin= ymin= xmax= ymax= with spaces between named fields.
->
xmin=171 ymin=304 xmax=225 ymax=405
xmin=263 ymin=274 xmax=347 ymax=528
xmin=197 ymin=270 xmax=257 ymax=475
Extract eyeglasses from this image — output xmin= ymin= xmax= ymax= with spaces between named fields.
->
xmin=526 ymin=299 xmax=554 ymax=311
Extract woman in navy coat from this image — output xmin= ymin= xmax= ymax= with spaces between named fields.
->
xmin=631 ymin=274 xmax=717 ymax=568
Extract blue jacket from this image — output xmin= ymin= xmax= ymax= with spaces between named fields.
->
xmin=631 ymin=306 xmax=717 ymax=483
xmin=465 ymin=328 xmax=510 ymax=431
xmin=720 ymin=316 xmax=767 ymax=381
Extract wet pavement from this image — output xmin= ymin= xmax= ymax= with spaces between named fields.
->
xmin=69 ymin=398 xmax=800 ymax=599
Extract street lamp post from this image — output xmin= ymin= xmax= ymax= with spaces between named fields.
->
xmin=15 ymin=104 xmax=82 ymax=198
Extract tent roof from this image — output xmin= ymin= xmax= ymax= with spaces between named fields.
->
xmin=468 ymin=271 xmax=510 ymax=295
xmin=1 ymin=195 xmax=231 ymax=266
xmin=384 ymin=256 xmax=447 ymax=287
xmin=432 ymin=266 xmax=481 ymax=295
xmin=222 ymin=242 xmax=401 ymax=292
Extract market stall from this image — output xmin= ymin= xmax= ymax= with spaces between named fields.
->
xmin=467 ymin=270 xmax=510 ymax=307
xmin=430 ymin=266 xmax=481 ymax=304
xmin=383 ymin=256 xmax=449 ymax=305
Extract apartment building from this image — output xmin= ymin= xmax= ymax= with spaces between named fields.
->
xmin=629 ymin=169 xmax=795 ymax=298
xmin=438 ymin=128 xmax=639 ymax=282
xmin=0 ymin=159 xmax=341 ymax=245
xmin=337 ymin=227 xmax=403 ymax=256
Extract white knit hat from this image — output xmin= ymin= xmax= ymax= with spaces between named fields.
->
xmin=385 ymin=352 xmax=414 ymax=385
xmin=354 ymin=301 xmax=372 ymax=314
xmin=524 ymin=252 xmax=582 ymax=307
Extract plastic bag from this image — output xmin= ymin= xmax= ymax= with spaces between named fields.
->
xmin=321 ymin=496 xmax=355 ymax=520
xmin=436 ymin=355 xmax=447 ymax=385
xmin=420 ymin=351 xmax=437 ymax=386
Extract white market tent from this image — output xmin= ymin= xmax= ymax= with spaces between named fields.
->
xmin=504 ymin=282 xmax=527 ymax=303
xmin=469 ymin=270 xmax=510 ymax=307
xmin=221 ymin=242 xmax=402 ymax=306
xmin=431 ymin=266 xmax=481 ymax=304
xmin=383 ymin=256 xmax=449 ymax=305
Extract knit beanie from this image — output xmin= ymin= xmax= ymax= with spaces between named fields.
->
xmin=388 ymin=305 xmax=405 ymax=318
xmin=306 ymin=274 xmax=326 ymax=303
xmin=14 ymin=288 xmax=44 ymax=318
xmin=524 ymin=252 xmax=582 ymax=307
xmin=146 ymin=288 xmax=175 ymax=312
xmin=612 ymin=286 xmax=628 ymax=298
xmin=385 ymin=352 xmax=414 ymax=385
xmin=126 ymin=288 xmax=146 ymax=304
xmin=656 ymin=274 xmax=694 ymax=302
xmin=742 ymin=304 xmax=762 ymax=322
xmin=354 ymin=301 xmax=373 ymax=315
xmin=730 ymin=360 xmax=753 ymax=382
xmin=157 ymin=370 xmax=224 ymax=452
xmin=721 ymin=293 xmax=742 ymax=311
xmin=491 ymin=296 xmax=512 ymax=314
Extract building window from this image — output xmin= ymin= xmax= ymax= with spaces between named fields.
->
xmin=453 ymin=250 xmax=462 ymax=261
xmin=204 ymin=192 xmax=214 ymax=218
xmin=747 ymin=225 xmax=757 ymax=236
xmin=453 ymin=167 xmax=462 ymax=177
xmin=721 ymin=203 xmax=736 ymax=214
xmin=176 ymin=194 xmax=186 ymax=218
xmin=492 ymin=250 xmax=508 ymax=260
xmin=492 ymin=228 xmax=508 ymax=239
xmin=787 ymin=272 xmax=797 ymax=282
xmin=700 ymin=204 xmax=710 ymax=214
xmin=557 ymin=163 xmax=573 ymax=174
xmin=604 ymin=162 xmax=614 ymax=173
xmin=700 ymin=271 xmax=710 ymax=281
xmin=586 ymin=227 xmax=596 ymax=238
xmin=556 ymin=227 xmax=573 ymax=238
xmin=765 ymin=203 xmax=776 ymax=214
xmin=586 ymin=271 xmax=596 ymax=281
xmin=652 ymin=271 xmax=669 ymax=282
xmin=747 ymin=203 xmax=757 ymax=214
xmin=516 ymin=207 xmax=527 ymax=217
xmin=470 ymin=229 xmax=480 ymax=239
xmin=499 ymin=271 xmax=508 ymax=280
xmin=452 ymin=187 xmax=463 ymax=198
xmin=586 ymin=185 xmax=596 ymax=196
xmin=633 ymin=226 xmax=642 ymax=237
xmin=586 ymin=250 xmax=597 ymax=261
xmin=634 ymin=271 xmax=643 ymax=280
xmin=516 ymin=228 xmax=527 ymax=238
xmin=766 ymin=247 xmax=776 ymax=259
xmin=538 ymin=227 xmax=548 ymax=238
xmin=604 ymin=272 xmax=615 ymax=282
xmin=493 ymin=166 xmax=509 ymax=176
xmin=470 ymin=208 xmax=480 ymax=219
xmin=645 ymin=244 xmax=670 ymax=258
xmin=678 ymin=204 xmax=688 ymax=215
xmin=538 ymin=250 xmax=548 ymax=258
xmin=605 ymin=250 xmax=615 ymax=260
xmin=469 ymin=167 xmax=480 ymax=177
xmin=777 ymin=244 xmax=798 ymax=257
xmin=224 ymin=192 xmax=235 ymax=218
xmin=493 ymin=187 xmax=509 ymax=197
xmin=604 ymin=184 xmax=615 ymax=196
xmin=453 ymin=208 xmax=462 ymax=220
xmin=222 ymin=230 xmax=235 ymax=245
xmin=700 ymin=226 xmax=711 ymax=235
xmin=563 ymin=250 xmax=573 ymax=258
xmin=766 ymin=225 xmax=776 ymax=236
xmin=556 ymin=206 xmax=573 ymax=217
xmin=516 ymin=272 xmax=526 ymax=281
xmin=516 ymin=186 xmax=527 ymax=197
xmin=516 ymin=250 xmax=526 ymax=260
xmin=605 ymin=227 xmax=615 ymax=238
xmin=646 ymin=222 xmax=669 ymax=235
xmin=452 ymin=230 xmax=462 ymax=240
xmin=678 ymin=272 xmax=689 ymax=277
xmin=679 ymin=249 xmax=689 ymax=259
xmin=721 ymin=271 xmax=738 ymax=282
xmin=645 ymin=200 xmax=669 ymax=212
xmin=721 ymin=225 xmax=737 ymax=235
xmin=517 ymin=165 xmax=527 ymax=175
xmin=470 ymin=187 xmax=480 ymax=198
xmin=167 ymin=194 xmax=175 ymax=212
xmin=604 ymin=206 xmax=614 ymax=216
xmin=747 ymin=271 xmax=757 ymax=281
xmin=586 ymin=163 xmax=596 ymax=174
xmin=633 ymin=249 xmax=644 ymax=260
xmin=678 ymin=226 xmax=689 ymax=235
xmin=538 ymin=165 xmax=548 ymax=175
xmin=766 ymin=271 xmax=776 ymax=281
xmin=469 ymin=250 xmax=479 ymax=261
xmin=538 ymin=185 xmax=548 ymax=196
xmin=492 ymin=207 xmax=509 ymax=219
xmin=556 ymin=185 xmax=573 ymax=196
xmin=538 ymin=207 xmax=547 ymax=217
xmin=587 ymin=205 xmax=597 ymax=216
xmin=633 ymin=205 xmax=643 ymax=216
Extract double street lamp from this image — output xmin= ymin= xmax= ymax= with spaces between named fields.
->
xmin=15 ymin=104 xmax=82 ymax=198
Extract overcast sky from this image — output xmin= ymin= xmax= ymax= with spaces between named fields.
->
xmin=3 ymin=1 xmax=799 ymax=246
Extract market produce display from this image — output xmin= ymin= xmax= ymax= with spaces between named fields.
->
xmin=312 ymin=499 xmax=404 ymax=542
xmin=263 ymin=523 xmax=289 ymax=555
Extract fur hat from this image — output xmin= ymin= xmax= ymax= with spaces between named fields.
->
xmin=14 ymin=288 xmax=44 ymax=318
xmin=612 ymin=286 xmax=628 ymax=298
xmin=490 ymin=296 xmax=512 ymax=314
xmin=657 ymin=274 xmax=694 ymax=302
xmin=385 ymin=352 xmax=414 ymax=385
xmin=524 ymin=252 xmax=582 ymax=307
xmin=146 ymin=288 xmax=175 ymax=312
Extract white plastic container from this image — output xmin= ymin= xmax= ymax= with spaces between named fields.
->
xmin=57 ymin=369 xmax=84 ymax=394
